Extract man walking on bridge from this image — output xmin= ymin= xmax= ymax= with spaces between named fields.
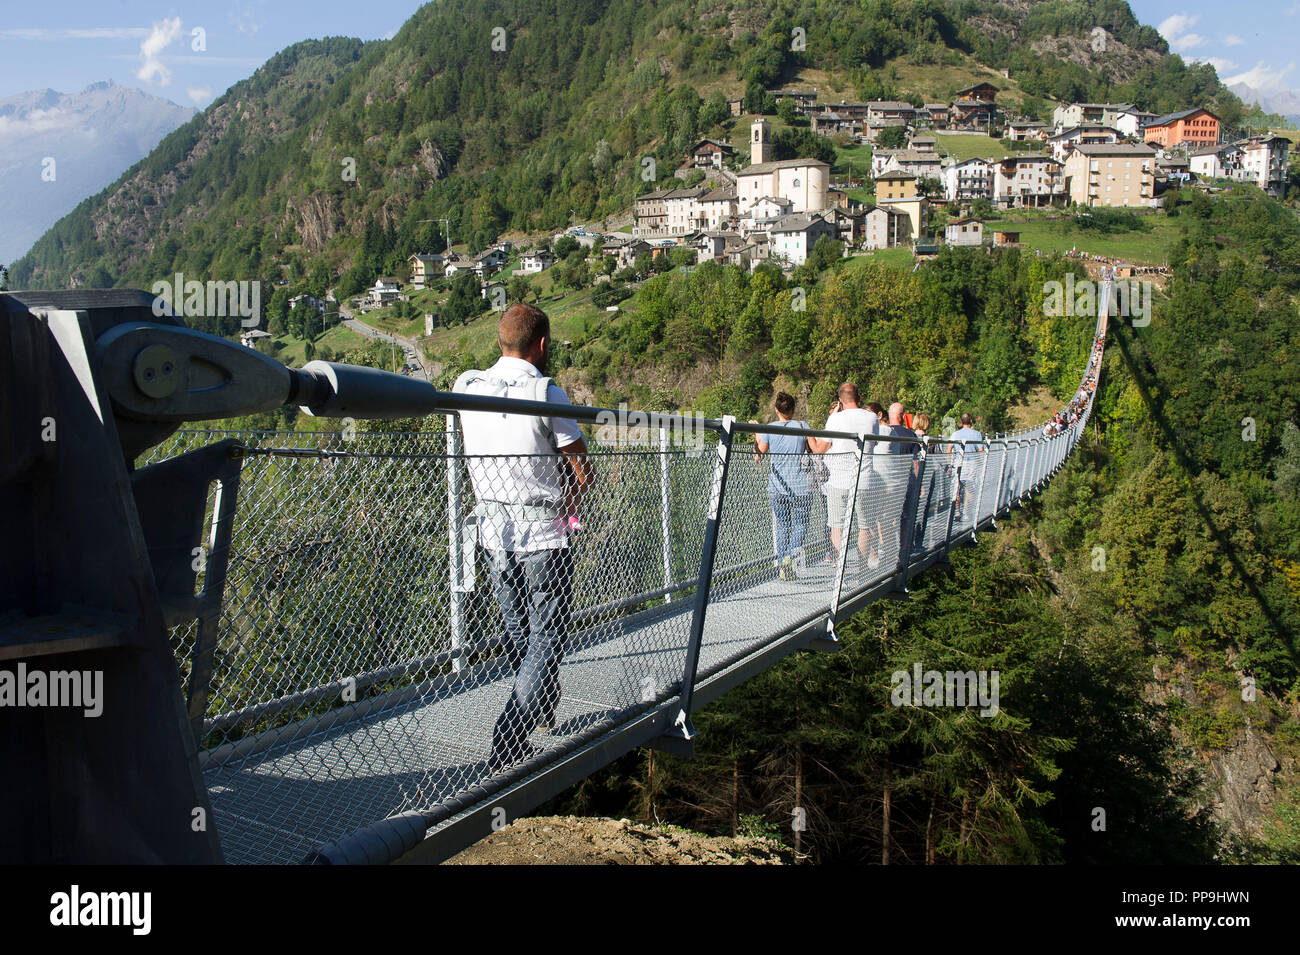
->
xmin=454 ymin=304 xmax=593 ymax=772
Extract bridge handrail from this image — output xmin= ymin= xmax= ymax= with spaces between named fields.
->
xmin=166 ymin=308 xmax=1106 ymax=864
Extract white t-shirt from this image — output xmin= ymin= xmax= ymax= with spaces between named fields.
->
xmin=454 ymin=356 xmax=583 ymax=552
xmin=824 ymin=407 xmax=878 ymax=489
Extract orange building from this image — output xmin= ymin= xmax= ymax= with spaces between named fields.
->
xmin=1143 ymin=108 xmax=1219 ymax=148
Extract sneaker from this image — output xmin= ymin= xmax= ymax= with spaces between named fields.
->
xmin=782 ymin=555 xmax=797 ymax=580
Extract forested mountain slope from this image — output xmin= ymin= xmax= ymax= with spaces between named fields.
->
xmin=10 ymin=0 xmax=1242 ymax=298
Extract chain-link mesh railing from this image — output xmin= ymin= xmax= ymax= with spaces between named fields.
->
xmin=140 ymin=310 xmax=1108 ymax=864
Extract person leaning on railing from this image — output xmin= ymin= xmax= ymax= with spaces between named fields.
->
xmin=751 ymin=391 xmax=815 ymax=580
xmin=453 ymin=303 xmax=594 ymax=773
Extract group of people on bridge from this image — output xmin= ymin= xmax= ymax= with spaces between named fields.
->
xmin=447 ymin=301 xmax=1093 ymax=774
xmin=752 ymin=387 xmax=985 ymax=580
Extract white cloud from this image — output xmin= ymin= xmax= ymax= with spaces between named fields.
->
xmin=1158 ymin=13 xmax=1205 ymax=51
xmin=0 ymin=107 xmax=72 ymax=137
xmin=232 ymin=1 xmax=265 ymax=36
xmin=187 ymin=87 xmax=213 ymax=106
xmin=1225 ymin=34 xmax=1244 ymax=46
xmin=1190 ymin=56 xmax=1239 ymax=73
xmin=1158 ymin=13 xmax=1196 ymax=38
xmin=1225 ymin=60 xmax=1296 ymax=93
xmin=0 ymin=27 xmax=150 ymax=40
xmin=136 ymin=17 xmax=183 ymax=86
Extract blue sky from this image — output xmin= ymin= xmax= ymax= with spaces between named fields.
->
xmin=0 ymin=1 xmax=423 ymax=105
xmin=1129 ymin=0 xmax=1299 ymax=105
xmin=0 ymin=1 xmax=1296 ymax=109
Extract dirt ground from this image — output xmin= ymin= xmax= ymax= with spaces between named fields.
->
xmin=445 ymin=815 xmax=792 ymax=865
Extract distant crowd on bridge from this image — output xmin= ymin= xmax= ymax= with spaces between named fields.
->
xmin=1038 ymin=247 xmax=1171 ymax=275
xmin=1044 ymin=331 xmax=1105 ymax=437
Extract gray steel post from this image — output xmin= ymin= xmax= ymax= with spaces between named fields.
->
xmin=660 ymin=425 xmax=673 ymax=603
xmin=987 ymin=440 xmax=1009 ymax=526
xmin=665 ymin=415 xmax=736 ymax=743
xmin=1007 ymin=439 xmax=1021 ymax=506
xmin=893 ymin=445 xmax=928 ymax=594
xmin=446 ymin=415 xmax=466 ymax=674
xmin=826 ymin=431 xmax=868 ymax=641
xmin=941 ymin=444 xmax=962 ymax=560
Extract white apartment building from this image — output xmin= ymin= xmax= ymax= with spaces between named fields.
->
xmin=1241 ymin=135 xmax=1291 ymax=198
xmin=663 ymin=186 xmax=710 ymax=236
xmin=944 ymin=158 xmax=993 ymax=201
xmin=767 ymin=212 xmax=839 ymax=266
xmin=1191 ymin=135 xmax=1291 ymax=197
xmin=693 ymin=186 xmax=738 ymax=231
xmin=1051 ymin=102 xmax=1133 ymax=130
xmin=1189 ymin=142 xmax=1243 ymax=180
xmin=992 ymin=156 xmax=1064 ymax=207
xmin=1113 ymin=107 xmax=1157 ymax=138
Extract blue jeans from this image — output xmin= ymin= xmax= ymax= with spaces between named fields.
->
xmin=771 ymin=493 xmax=811 ymax=561
xmin=486 ymin=546 xmax=574 ymax=767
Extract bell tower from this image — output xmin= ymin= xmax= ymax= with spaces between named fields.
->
xmin=751 ymin=118 xmax=770 ymax=165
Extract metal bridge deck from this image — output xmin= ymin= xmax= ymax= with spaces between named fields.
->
xmin=205 ymin=558 xmax=854 ymax=864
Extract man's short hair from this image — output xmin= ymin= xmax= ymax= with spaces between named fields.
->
xmin=837 ymin=382 xmax=859 ymax=404
xmin=865 ymin=402 xmax=884 ymax=417
xmin=498 ymin=303 xmax=550 ymax=354
xmin=960 ymin=413 xmax=974 ymax=427
xmin=774 ymin=392 xmax=796 ymax=417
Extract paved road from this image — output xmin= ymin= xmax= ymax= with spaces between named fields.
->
xmin=338 ymin=302 xmax=435 ymax=380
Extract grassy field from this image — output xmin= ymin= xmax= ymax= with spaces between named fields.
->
xmin=832 ymin=142 xmax=872 ymax=183
xmin=422 ymin=275 xmax=609 ymax=360
xmin=933 ymin=133 xmax=1017 ymax=162
xmin=354 ymin=296 xmax=431 ymax=339
xmin=994 ymin=216 xmax=1180 ymax=265
xmin=885 ymin=58 xmax=1034 ymax=112
xmin=272 ymin=323 xmax=367 ymax=367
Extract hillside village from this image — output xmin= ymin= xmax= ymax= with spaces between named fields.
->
xmin=349 ymin=82 xmax=1290 ymax=331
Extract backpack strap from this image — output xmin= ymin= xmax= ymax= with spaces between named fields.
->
xmin=530 ymin=376 xmax=557 ymax=450
xmin=455 ymin=368 xmax=559 ymax=451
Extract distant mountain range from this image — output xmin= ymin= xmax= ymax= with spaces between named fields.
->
xmin=0 ymin=80 xmax=195 ymax=264
xmin=1227 ymin=82 xmax=1300 ymax=127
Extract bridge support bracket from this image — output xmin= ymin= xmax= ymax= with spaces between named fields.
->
xmin=648 ymin=709 xmax=696 ymax=756
xmin=807 ymin=619 xmax=841 ymax=653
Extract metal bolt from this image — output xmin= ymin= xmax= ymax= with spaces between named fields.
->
xmin=132 ymin=344 xmax=179 ymax=399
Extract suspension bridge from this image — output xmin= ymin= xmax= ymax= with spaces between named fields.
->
xmin=0 ymin=286 xmax=1107 ymax=864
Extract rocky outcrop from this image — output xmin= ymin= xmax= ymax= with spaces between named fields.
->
xmin=289 ymin=192 xmax=345 ymax=254
xmin=1204 ymin=719 xmax=1281 ymax=837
